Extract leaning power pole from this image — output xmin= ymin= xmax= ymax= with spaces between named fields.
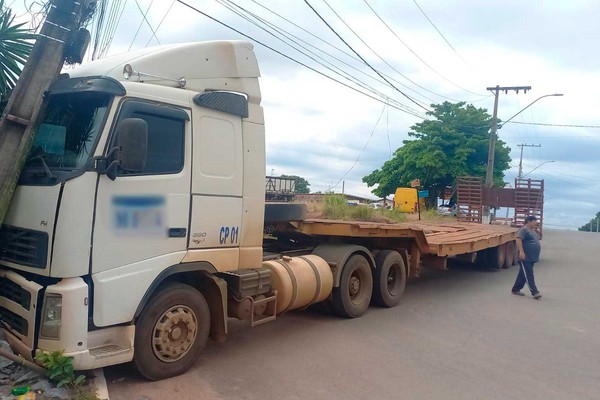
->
xmin=517 ymin=143 xmax=541 ymax=178
xmin=483 ymin=85 xmax=531 ymax=222
xmin=0 ymin=0 xmax=93 ymax=226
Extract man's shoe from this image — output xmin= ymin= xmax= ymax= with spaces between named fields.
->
xmin=532 ymin=292 xmax=542 ymax=300
xmin=512 ymin=291 xmax=525 ymax=296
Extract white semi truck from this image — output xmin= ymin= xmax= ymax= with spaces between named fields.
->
xmin=0 ymin=40 xmax=518 ymax=380
xmin=0 ymin=41 xmax=401 ymax=380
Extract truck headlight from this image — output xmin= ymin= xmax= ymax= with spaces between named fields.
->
xmin=40 ymin=294 xmax=62 ymax=339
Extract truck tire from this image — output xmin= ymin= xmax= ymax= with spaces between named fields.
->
xmin=504 ymin=241 xmax=515 ymax=268
xmin=134 ymin=283 xmax=210 ymax=380
xmin=373 ymin=250 xmax=406 ymax=308
xmin=487 ymin=244 xmax=506 ymax=269
xmin=331 ymin=254 xmax=373 ymax=318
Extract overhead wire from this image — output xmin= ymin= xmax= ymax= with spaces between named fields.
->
xmin=362 ymin=0 xmax=487 ymax=100
xmin=303 ymin=0 xmax=429 ymax=112
xmin=144 ymin=0 xmax=176 ymax=47
xmin=246 ymin=0 xmax=440 ymax=105
xmin=412 ymin=0 xmax=474 ymax=71
xmin=218 ymin=0 xmax=428 ymax=114
xmin=175 ymin=0 xmax=427 ymax=118
xmin=128 ymin=0 xmax=155 ymax=51
xmin=327 ymin=104 xmax=388 ymax=192
xmin=506 ymin=121 xmax=600 ymax=129
xmin=320 ymin=0 xmax=455 ymax=104
xmin=132 ymin=0 xmax=161 ymax=47
xmin=96 ymin=0 xmax=128 ymax=59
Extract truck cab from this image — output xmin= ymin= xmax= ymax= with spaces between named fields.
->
xmin=0 ymin=41 xmax=266 ymax=376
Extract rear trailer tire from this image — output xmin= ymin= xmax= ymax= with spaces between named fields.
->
xmin=487 ymin=244 xmax=507 ymax=269
xmin=332 ymin=254 xmax=373 ymax=318
xmin=134 ymin=283 xmax=210 ymax=380
xmin=504 ymin=241 xmax=515 ymax=268
xmin=373 ymin=250 xmax=406 ymax=307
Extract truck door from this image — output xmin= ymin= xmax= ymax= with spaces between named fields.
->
xmin=92 ymin=100 xmax=191 ymax=275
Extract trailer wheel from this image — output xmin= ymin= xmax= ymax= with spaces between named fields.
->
xmin=373 ymin=250 xmax=406 ymax=307
xmin=332 ymin=254 xmax=373 ymax=318
xmin=504 ymin=241 xmax=515 ymax=268
xmin=487 ymin=244 xmax=506 ymax=269
xmin=134 ymin=283 xmax=210 ymax=380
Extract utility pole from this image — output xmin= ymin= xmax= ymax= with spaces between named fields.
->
xmin=517 ymin=143 xmax=541 ymax=178
xmin=0 ymin=0 xmax=93 ymax=226
xmin=483 ymin=85 xmax=531 ymax=222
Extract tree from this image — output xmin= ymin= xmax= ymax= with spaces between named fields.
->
xmin=281 ymin=174 xmax=310 ymax=193
xmin=578 ymin=212 xmax=600 ymax=232
xmin=363 ymin=101 xmax=511 ymax=201
xmin=0 ymin=0 xmax=34 ymax=102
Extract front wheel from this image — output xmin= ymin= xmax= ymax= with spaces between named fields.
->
xmin=134 ymin=283 xmax=210 ymax=380
xmin=331 ymin=254 xmax=373 ymax=318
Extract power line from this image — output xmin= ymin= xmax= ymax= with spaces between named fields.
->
xmin=132 ymin=0 xmax=161 ymax=47
xmin=362 ymin=0 xmax=486 ymax=99
xmin=412 ymin=0 xmax=473 ymax=69
xmin=327 ymin=104 xmax=387 ymax=192
xmin=304 ymin=0 xmax=429 ymax=112
xmin=218 ymin=0 xmax=427 ymax=113
xmin=321 ymin=0 xmax=456 ymax=104
xmin=174 ymin=0 xmax=427 ymax=118
xmin=245 ymin=0 xmax=440 ymax=105
xmin=128 ymin=0 xmax=156 ymax=51
xmin=507 ymin=121 xmax=600 ymax=129
xmin=144 ymin=0 xmax=176 ymax=47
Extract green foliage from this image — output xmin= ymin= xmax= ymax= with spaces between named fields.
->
xmin=280 ymin=174 xmax=310 ymax=193
xmin=363 ymin=101 xmax=511 ymax=199
xmin=35 ymin=350 xmax=85 ymax=388
xmin=322 ymin=194 xmax=347 ymax=219
xmin=0 ymin=0 xmax=35 ymax=100
xmin=320 ymin=194 xmax=407 ymax=222
xmin=578 ymin=212 xmax=600 ymax=232
xmin=349 ymin=204 xmax=374 ymax=220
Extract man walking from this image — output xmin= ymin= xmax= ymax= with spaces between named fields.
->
xmin=512 ymin=215 xmax=542 ymax=299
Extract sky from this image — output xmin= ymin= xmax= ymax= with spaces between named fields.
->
xmin=12 ymin=0 xmax=600 ymax=230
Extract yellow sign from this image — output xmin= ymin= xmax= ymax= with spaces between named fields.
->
xmin=410 ymin=179 xmax=420 ymax=188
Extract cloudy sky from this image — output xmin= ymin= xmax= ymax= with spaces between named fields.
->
xmin=15 ymin=0 xmax=600 ymax=230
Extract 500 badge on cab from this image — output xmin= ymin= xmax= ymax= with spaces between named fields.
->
xmin=219 ymin=226 xmax=239 ymax=245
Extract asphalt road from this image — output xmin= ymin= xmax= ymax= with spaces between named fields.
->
xmin=105 ymin=229 xmax=600 ymax=400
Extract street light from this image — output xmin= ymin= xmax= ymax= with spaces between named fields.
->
xmin=482 ymin=90 xmax=563 ymax=223
xmin=521 ymin=160 xmax=555 ymax=178
xmin=498 ymin=94 xmax=564 ymax=129
xmin=485 ymin=92 xmax=563 ymax=187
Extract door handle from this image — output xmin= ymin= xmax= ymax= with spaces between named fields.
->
xmin=168 ymin=228 xmax=187 ymax=238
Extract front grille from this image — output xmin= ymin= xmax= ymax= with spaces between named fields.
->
xmin=0 ymin=305 xmax=28 ymax=336
xmin=0 ymin=225 xmax=48 ymax=269
xmin=0 ymin=276 xmax=31 ymax=310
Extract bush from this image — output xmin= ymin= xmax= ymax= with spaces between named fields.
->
xmin=322 ymin=194 xmax=348 ymax=220
xmin=349 ymin=205 xmax=374 ymax=220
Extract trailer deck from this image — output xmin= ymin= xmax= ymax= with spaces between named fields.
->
xmin=287 ymin=218 xmax=518 ymax=276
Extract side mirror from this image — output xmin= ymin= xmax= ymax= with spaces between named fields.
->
xmin=117 ymin=118 xmax=148 ymax=172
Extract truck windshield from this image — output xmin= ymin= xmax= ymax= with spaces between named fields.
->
xmin=22 ymin=92 xmax=111 ymax=181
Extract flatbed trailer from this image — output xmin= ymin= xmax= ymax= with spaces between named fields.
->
xmin=270 ymin=217 xmax=519 ymax=277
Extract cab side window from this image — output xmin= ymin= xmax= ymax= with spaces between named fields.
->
xmin=114 ymin=101 xmax=188 ymax=176
xmin=131 ymin=112 xmax=184 ymax=174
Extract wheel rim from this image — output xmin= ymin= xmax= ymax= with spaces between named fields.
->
xmin=386 ymin=264 xmax=401 ymax=295
xmin=348 ymin=267 xmax=368 ymax=304
xmin=151 ymin=305 xmax=198 ymax=363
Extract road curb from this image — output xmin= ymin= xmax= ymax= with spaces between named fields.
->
xmin=91 ymin=368 xmax=110 ymax=400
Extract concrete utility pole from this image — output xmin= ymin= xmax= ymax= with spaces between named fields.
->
xmin=0 ymin=0 xmax=93 ymax=226
xmin=517 ymin=143 xmax=541 ymax=178
xmin=483 ymin=85 xmax=531 ymax=222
